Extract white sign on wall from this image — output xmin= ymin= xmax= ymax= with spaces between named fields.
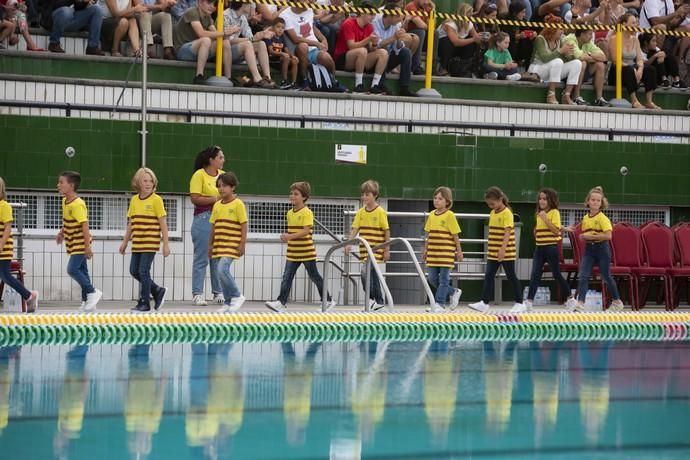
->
xmin=335 ymin=144 xmax=367 ymax=165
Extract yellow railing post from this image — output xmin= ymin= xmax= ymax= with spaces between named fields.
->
xmin=216 ymin=0 xmax=225 ymax=78
xmin=416 ymin=8 xmax=441 ymax=98
xmin=615 ymin=23 xmax=622 ymax=100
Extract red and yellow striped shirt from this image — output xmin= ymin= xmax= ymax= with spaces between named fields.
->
xmin=286 ymin=207 xmax=317 ymax=262
xmin=127 ymin=193 xmax=167 ymax=253
xmin=210 ymin=198 xmax=247 ymax=259
xmin=353 ymin=206 xmax=389 ymax=262
xmin=487 ymin=207 xmax=516 ymax=261
xmin=424 ymin=210 xmax=461 ymax=268
xmin=62 ymin=197 xmax=89 ymax=255
xmin=535 ymin=209 xmax=562 ymax=246
xmin=0 ymin=200 xmax=13 ymax=260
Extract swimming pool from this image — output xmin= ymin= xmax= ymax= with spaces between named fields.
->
xmin=1 ymin=340 xmax=689 ymax=459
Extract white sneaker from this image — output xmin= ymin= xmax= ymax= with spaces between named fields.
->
xmin=468 ymin=300 xmax=490 ymax=313
xmin=26 ymin=291 xmax=39 ymax=313
xmin=449 ymin=289 xmax=462 ymax=310
xmin=510 ymin=302 xmax=530 ymax=313
xmin=192 ymin=295 xmax=207 ymax=307
xmin=564 ymin=297 xmax=578 ymax=312
xmin=368 ymin=299 xmax=387 ymax=312
xmin=229 ymin=294 xmax=246 ymax=309
xmin=506 ymin=73 xmax=522 ymax=81
xmin=83 ymin=289 xmax=102 ymax=312
xmin=212 ymin=293 xmax=225 ymax=304
xmin=609 ymin=299 xmax=624 ymax=312
xmin=573 ymin=301 xmax=586 ymax=312
xmin=265 ymin=300 xmax=286 ymax=313
xmin=429 ymin=303 xmax=445 ymax=313
xmin=325 ymin=299 xmax=337 ymax=312
xmin=523 ymin=299 xmax=533 ymax=310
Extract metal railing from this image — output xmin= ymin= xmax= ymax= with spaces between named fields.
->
xmin=9 ymin=202 xmax=27 ymax=261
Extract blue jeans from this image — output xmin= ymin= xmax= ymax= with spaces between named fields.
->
xmin=50 ymin=5 xmax=103 ymax=49
xmin=409 ymin=28 xmax=426 ymax=70
xmin=66 ymin=254 xmax=95 ymax=301
xmin=0 ymin=260 xmax=31 ymax=300
xmin=481 ymin=260 xmax=522 ymax=304
xmin=427 ymin=266 xmax=452 ymax=305
xmin=385 ymin=47 xmax=412 ymax=87
xmin=191 ymin=211 xmax=220 ymax=296
xmin=360 ymin=260 xmax=384 ymax=305
xmin=527 ymin=244 xmax=571 ymax=302
xmin=277 ymin=260 xmax=330 ymax=305
xmin=577 ymin=242 xmax=620 ymax=302
xmin=129 ymin=252 xmax=160 ymax=305
xmin=217 ymin=257 xmax=241 ymax=302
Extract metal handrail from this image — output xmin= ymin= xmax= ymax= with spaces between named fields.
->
xmin=9 ymin=202 xmax=27 ymax=262
xmin=322 ymin=237 xmax=393 ymax=312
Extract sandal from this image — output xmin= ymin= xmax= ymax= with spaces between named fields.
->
xmin=546 ymin=90 xmax=558 ymax=104
xmin=644 ymin=102 xmax=662 ymax=110
xmin=561 ymin=92 xmax=576 ymax=105
xmin=111 ymin=50 xmax=122 ymax=57
xmin=631 ymin=101 xmax=644 ymax=109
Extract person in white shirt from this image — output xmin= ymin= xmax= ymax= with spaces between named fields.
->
xmin=639 ymin=0 xmax=690 ymax=59
xmin=372 ymin=3 xmax=416 ymax=96
xmin=98 ymin=0 xmax=144 ymax=56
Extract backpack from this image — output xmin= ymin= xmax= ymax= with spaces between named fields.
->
xmin=448 ymin=57 xmax=474 ymax=78
xmin=307 ymin=64 xmax=346 ymax=92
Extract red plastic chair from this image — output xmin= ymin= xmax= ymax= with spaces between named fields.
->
xmin=671 ymin=223 xmax=690 ymax=307
xmin=609 ymin=223 xmax=640 ymax=309
xmin=0 ymin=260 xmax=26 ymax=311
xmin=638 ymin=222 xmax=674 ymax=310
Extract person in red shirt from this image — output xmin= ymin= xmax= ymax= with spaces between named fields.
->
xmin=404 ymin=0 xmax=434 ymax=74
xmin=333 ymin=1 xmax=389 ymax=94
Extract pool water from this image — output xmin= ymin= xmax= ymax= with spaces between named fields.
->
xmin=1 ymin=341 xmax=689 ymax=459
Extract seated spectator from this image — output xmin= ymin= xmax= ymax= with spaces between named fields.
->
xmin=565 ymin=0 xmax=605 ymax=24
xmin=404 ymin=0 xmax=433 ymax=74
xmin=0 ymin=0 xmax=42 ymax=50
xmin=170 ymin=0 xmax=194 ymax=23
xmin=528 ymin=14 xmax=583 ymax=104
xmin=135 ymin=0 xmax=175 ymax=59
xmin=608 ymin=13 xmax=660 ymax=109
xmin=253 ymin=2 xmax=283 ymax=32
xmin=224 ymin=1 xmax=277 ymax=89
xmin=483 ymin=31 xmax=521 ymax=80
xmin=334 ymin=1 xmax=389 ymax=93
xmin=639 ymin=0 xmax=689 ymax=62
xmin=640 ymin=32 xmax=687 ymax=88
xmin=373 ymin=2 xmax=416 ymax=96
xmin=173 ymin=0 xmax=234 ymax=84
xmin=436 ymin=3 xmax=479 ymax=77
xmin=531 ymin=0 xmax=570 ymax=22
xmin=599 ymin=0 xmax=626 ymax=25
xmin=280 ymin=0 xmax=336 ymax=89
xmin=563 ymin=29 xmax=609 ymax=106
xmin=474 ymin=0 xmax=509 ymax=17
xmin=98 ymin=0 xmax=144 ymax=56
xmin=265 ymin=17 xmax=299 ymax=89
xmin=475 ymin=3 xmax=501 ymax=76
xmin=501 ymin=0 xmax=536 ymax=70
xmin=46 ymin=0 xmax=105 ymax=55
xmin=314 ymin=0 xmax=348 ymax=54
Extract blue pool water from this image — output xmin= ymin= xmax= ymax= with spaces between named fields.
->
xmin=0 ymin=341 xmax=689 ymax=459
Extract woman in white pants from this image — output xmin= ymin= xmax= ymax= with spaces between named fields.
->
xmin=528 ymin=14 xmax=582 ymax=105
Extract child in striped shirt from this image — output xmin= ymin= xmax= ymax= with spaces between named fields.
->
xmin=209 ymin=172 xmax=247 ymax=313
xmin=423 ymin=186 xmax=463 ymax=312
xmin=119 ymin=168 xmax=170 ymax=312
xmin=265 ymin=182 xmax=335 ymax=312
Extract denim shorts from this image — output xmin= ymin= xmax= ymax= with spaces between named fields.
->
xmin=308 ymin=47 xmax=320 ymax=64
xmin=177 ymin=41 xmax=217 ymax=61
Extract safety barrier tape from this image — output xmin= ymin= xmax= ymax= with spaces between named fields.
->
xmin=1 ymin=312 xmax=689 ymax=345
xmin=239 ymin=0 xmax=690 ymax=37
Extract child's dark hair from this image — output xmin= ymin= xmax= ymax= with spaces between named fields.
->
xmin=216 ymin=171 xmax=239 ymax=188
xmin=484 ymin=186 xmax=508 ymax=207
xmin=290 ymin=181 xmax=311 ymax=202
xmin=230 ymin=1 xmax=244 ymax=10
xmin=489 ymin=31 xmax=509 ymax=49
xmin=536 ymin=187 xmax=559 ymax=213
xmin=273 ymin=16 xmax=286 ymax=26
xmin=60 ymin=171 xmax=82 ymax=191
xmin=508 ymin=0 xmax=526 ymax=19
xmin=193 ymin=145 xmax=223 ymax=171
xmin=638 ymin=33 xmax=655 ymax=49
xmin=359 ymin=0 xmax=375 ymax=11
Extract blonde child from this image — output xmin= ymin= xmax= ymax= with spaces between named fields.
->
xmin=567 ymin=186 xmax=623 ymax=312
xmin=0 ymin=177 xmax=38 ymax=312
xmin=56 ymin=171 xmax=102 ymax=312
xmin=469 ymin=186 xmax=523 ymax=313
xmin=119 ymin=168 xmax=170 ymax=312
xmin=344 ymin=180 xmax=390 ymax=311
xmin=265 ymin=182 xmax=335 ymax=312
xmin=209 ymin=172 xmax=247 ymax=313
xmin=422 ymin=186 xmax=463 ymax=312
xmin=519 ymin=188 xmax=574 ymax=313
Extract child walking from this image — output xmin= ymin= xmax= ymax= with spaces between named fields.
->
xmin=469 ymin=187 xmax=523 ymax=313
xmin=119 ymin=168 xmax=170 ymax=312
xmin=0 ymin=177 xmax=38 ymax=312
xmin=344 ymin=180 xmax=390 ymax=311
xmin=265 ymin=182 xmax=335 ymax=312
xmin=56 ymin=171 xmax=102 ymax=312
xmin=568 ymin=186 xmax=623 ymax=312
xmin=209 ymin=172 xmax=247 ymax=313
xmin=423 ymin=186 xmax=463 ymax=312
xmin=518 ymin=188 xmax=573 ymax=313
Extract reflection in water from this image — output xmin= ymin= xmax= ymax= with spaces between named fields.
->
xmin=0 ymin=347 xmax=20 ymax=437
xmin=351 ymin=342 xmax=388 ymax=444
xmin=483 ymin=341 xmax=517 ymax=433
xmin=579 ymin=342 xmax=611 ymax=444
xmin=282 ymin=342 xmax=320 ymax=446
xmin=54 ymin=346 xmax=89 ymax=460
xmin=423 ymin=341 xmax=460 ymax=445
xmin=532 ymin=342 xmax=561 ymax=445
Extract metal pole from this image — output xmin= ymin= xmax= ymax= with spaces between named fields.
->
xmin=141 ymin=31 xmax=148 ymax=167
xmin=416 ymin=9 xmax=442 ymax=98
xmin=215 ymin=0 xmax=225 ymax=77
xmin=609 ymin=24 xmax=631 ymax=108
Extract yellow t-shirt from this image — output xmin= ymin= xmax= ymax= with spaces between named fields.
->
xmin=286 ymin=207 xmax=317 ymax=262
xmin=0 ymin=200 xmax=13 ymax=261
xmin=424 ymin=210 xmax=461 ymax=268
xmin=487 ymin=207 xmax=516 ymax=261
xmin=581 ymin=212 xmax=612 ymax=237
xmin=189 ymin=168 xmax=223 ymax=213
xmin=352 ymin=206 xmax=389 ymax=262
xmin=535 ymin=209 xmax=562 ymax=246
xmin=210 ymin=198 xmax=248 ymax=259
xmin=124 ymin=371 xmax=164 ymax=434
xmin=62 ymin=197 xmax=89 ymax=255
xmin=127 ymin=193 xmax=167 ymax=253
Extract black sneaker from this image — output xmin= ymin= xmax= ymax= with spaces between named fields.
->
xmin=660 ymin=78 xmax=671 ymax=88
xmin=672 ymin=80 xmax=688 ymax=90
xmin=593 ymin=97 xmax=610 ymax=107
xmin=193 ymin=74 xmax=205 ymax=85
xmin=399 ymin=86 xmax=417 ymax=97
xmin=298 ymin=78 xmax=311 ymax=91
xmin=413 ymin=66 xmax=425 ymax=75
xmin=353 ymin=84 xmax=366 ymax=93
xmin=131 ymin=302 xmax=151 ymax=312
xmin=279 ymin=79 xmax=293 ymax=90
xmin=370 ymin=83 xmax=390 ymax=95
xmin=153 ymin=287 xmax=167 ymax=311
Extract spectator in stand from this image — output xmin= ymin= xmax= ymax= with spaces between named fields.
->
xmin=483 ymin=31 xmax=522 ymax=80
xmin=528 ymin=14 xmax=583 ymax=104
xmin=373 ymin=2 xmax=416 ymax=96
xmin=170 ymin=0 xmax=194 ymax=23
xmin=97 ymin=0 xmax=144 ymax=56
xmin=565 ymin=0 xmax=605 ymax=24
xmin=436 ymin=3 xmax=479 ymax=77
xmin=563 ymin=29 xmax=609 ymax=106
xmin=0 ymin=0 xmax=43 ymax=50
xmin=224 ymin=2 xmax=277 ymax=89
xmin=314 ymin=0 xmax=349 ymax=54
xmin=280 ymin=0 xmax=337 ymax=89
xmin=599 ymin=0 xmax=626 ymax=25
xmin=46 ymin=0 xmax=105 ymax=55
xmin=253 ymin=2 xmax=284 ymax=32
xmin=173 ymin=0 xmax=234 ymax=84
xmin=135 ymin=0 xmax=175 ymax=59
xmin=608 ymin=13 xmax=660 ymax=109
xmin=475 ymin=3 xmax=501 ymax=76
xmin=640 ymin=32 xmax=687 ymax=88
xmin=265 ymin=17 xmax=299 ymax=89
xmin=334 ymin=1 xmax=389 ymax=93
xmin=404 ymin=0 xmax=433 ymax=74
xmin=501 ymin=1 xmax=537 ymax=70
xmin=531 ymin=0 xmax=570 ymax=22
xmin=474 ymin=0 xmax=509 ymax=17
xmin=640 ymin=0 xmax=689 ymax=62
